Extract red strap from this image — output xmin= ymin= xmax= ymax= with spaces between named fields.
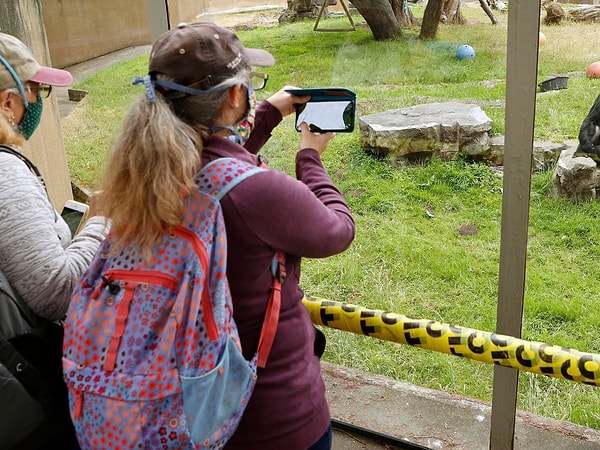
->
xmin=256 ymin=157 xmax=282 ymax=368
xmin=257 ymin=252 xmax=285 ymax=368
xmin=170 ymin=226 xmax=218 ymax=341
xmin=104 ymin=284 xmax=135 ymax=371
xmin=74 ymin=390 xmax=83 ymax=418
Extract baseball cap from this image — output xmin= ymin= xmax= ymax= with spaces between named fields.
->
xmin=0 ymin=32 xmax=73 ymax=90
xmin=148 ymin=22 xmax=275 ymax=91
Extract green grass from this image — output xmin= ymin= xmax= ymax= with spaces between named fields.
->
xmin=62 ymin=5 xmax=600 ymax=429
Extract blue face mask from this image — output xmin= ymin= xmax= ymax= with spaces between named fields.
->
xmin=17 ymin=92 xmax=43 ymax=140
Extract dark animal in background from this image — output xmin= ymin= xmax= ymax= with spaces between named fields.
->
xmin=543 ymin=0 xmax=567 ymax=25
xmin=575 ymin=94 xmax=600 ymax=161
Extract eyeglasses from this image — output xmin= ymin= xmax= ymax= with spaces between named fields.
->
xmin=249 ymin=72 xmax=268 ymax=91
xmin=29 ymin=83 xmax=53 ymax=99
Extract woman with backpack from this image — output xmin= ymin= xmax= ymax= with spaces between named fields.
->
xmin=80 ymin=22 xmax=355 ymax=449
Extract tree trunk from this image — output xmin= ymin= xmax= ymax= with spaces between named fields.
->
xmin=391 ymin=0 xmax=418 ymax=28
xmin=443 ymin=0 xmax=466 ymax=25
xmin=419 ymin=0 xmax=445 ymax=39
xmin=351 ymin=0 xmax=402 ymax=40
xmin=282 ymin=0 xmax=424 ymax=41
xmin=566 ymin=5 xmax=600 ymax=22
xmin=479 ymin=0 xmax=499 ymax=25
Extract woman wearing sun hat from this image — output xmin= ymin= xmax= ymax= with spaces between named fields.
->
xmin=0 ymin=32 xmax=109 ymax=449
xmin=76 ymin=22 xmax=355 ymax=449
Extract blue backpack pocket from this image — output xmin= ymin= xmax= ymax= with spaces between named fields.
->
xmin=180 ymin=336 xmax=257 ymax=446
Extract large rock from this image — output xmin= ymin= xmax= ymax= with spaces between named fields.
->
xmin=552 ymin=145 xmax=598 ymax=199
xmin=358 ymin=102 xmax=493 ymax=161
xmin=489 ymin=136 xmax=566 ymax=171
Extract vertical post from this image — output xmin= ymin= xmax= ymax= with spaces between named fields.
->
xmin=146 ymin=0 xmax=170 ymax=42
xmin=489 ymin=2 xmax=541 ymax=449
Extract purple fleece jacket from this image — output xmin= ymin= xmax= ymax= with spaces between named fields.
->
xmin=202 ymin=100 xmax=355 ymax=449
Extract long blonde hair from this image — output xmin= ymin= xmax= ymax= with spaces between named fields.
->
xmin=99 ymin=71 xmax=246 ymax=258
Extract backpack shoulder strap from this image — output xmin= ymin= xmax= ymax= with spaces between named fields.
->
xmin=197 ymin=157 xmax=266 ymax=200
xmin=197 ymin=157 xmax=282 ymax=368
xmin=0 ymin=145 xmax=46 ymax=190
xmin=0 ymin=145 xmax=39 ymax=174
xmin=256 ymin=252 xmax=285 ymax=368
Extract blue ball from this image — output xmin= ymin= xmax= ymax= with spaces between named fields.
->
xmin=456 ymin=44 xmax=475 ymax=60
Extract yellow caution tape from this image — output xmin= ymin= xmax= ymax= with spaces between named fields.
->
xmin=302 ymin=295 xmax=600 ymax=386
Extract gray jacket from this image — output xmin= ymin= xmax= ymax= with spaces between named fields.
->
xmin=0 ymin=149 xmax=109 ymax=320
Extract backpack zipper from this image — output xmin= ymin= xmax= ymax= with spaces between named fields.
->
xmin=103 ymin=270 xmax=179 ymax=290
xmin=99 ymin=228 xmax=218 ymax=371
xmin=102 ymin=270 xmax=179 ymax=371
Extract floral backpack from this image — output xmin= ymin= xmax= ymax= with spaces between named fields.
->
xmin=63 ymin=158 xmax=283 ymax=449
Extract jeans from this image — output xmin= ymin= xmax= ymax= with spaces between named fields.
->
xmin=307 ymin=423 xmax=332 ymax=450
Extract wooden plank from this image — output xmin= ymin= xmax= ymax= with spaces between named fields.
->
xmin=489 ymin=1 xmax=541 ymax=449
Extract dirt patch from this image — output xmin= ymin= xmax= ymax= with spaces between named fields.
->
xmin=197 ymin=8 xmax=284 ymax=30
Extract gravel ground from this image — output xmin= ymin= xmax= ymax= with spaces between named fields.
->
xmin=197 ymin=7 xmax=284 ymax=30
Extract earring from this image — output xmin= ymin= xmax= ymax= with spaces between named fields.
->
xmin=8 ymin=113 xmax=15 ymax=126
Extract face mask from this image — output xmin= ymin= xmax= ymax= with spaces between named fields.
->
xmin=0 ymin=55 xmax=43 ymax=140
xmin=17 ymin=92 xmax=43 ymax=140
xmin=225 ymin=84 xmax=256 ymax=146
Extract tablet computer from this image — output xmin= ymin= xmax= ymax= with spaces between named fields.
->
xmin=285 ymin=88 xmax=356 ymax=133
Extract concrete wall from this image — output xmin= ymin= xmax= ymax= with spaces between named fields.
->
xmin=41 ymin=0 xmax=153 ymax=67
xmin=1 ymin=0 xmax=73 ymax=209
xmin=41 ymin=0 xmax=286 ymax=68
xmin=0 ymin=0 xmax=285 ymax=209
